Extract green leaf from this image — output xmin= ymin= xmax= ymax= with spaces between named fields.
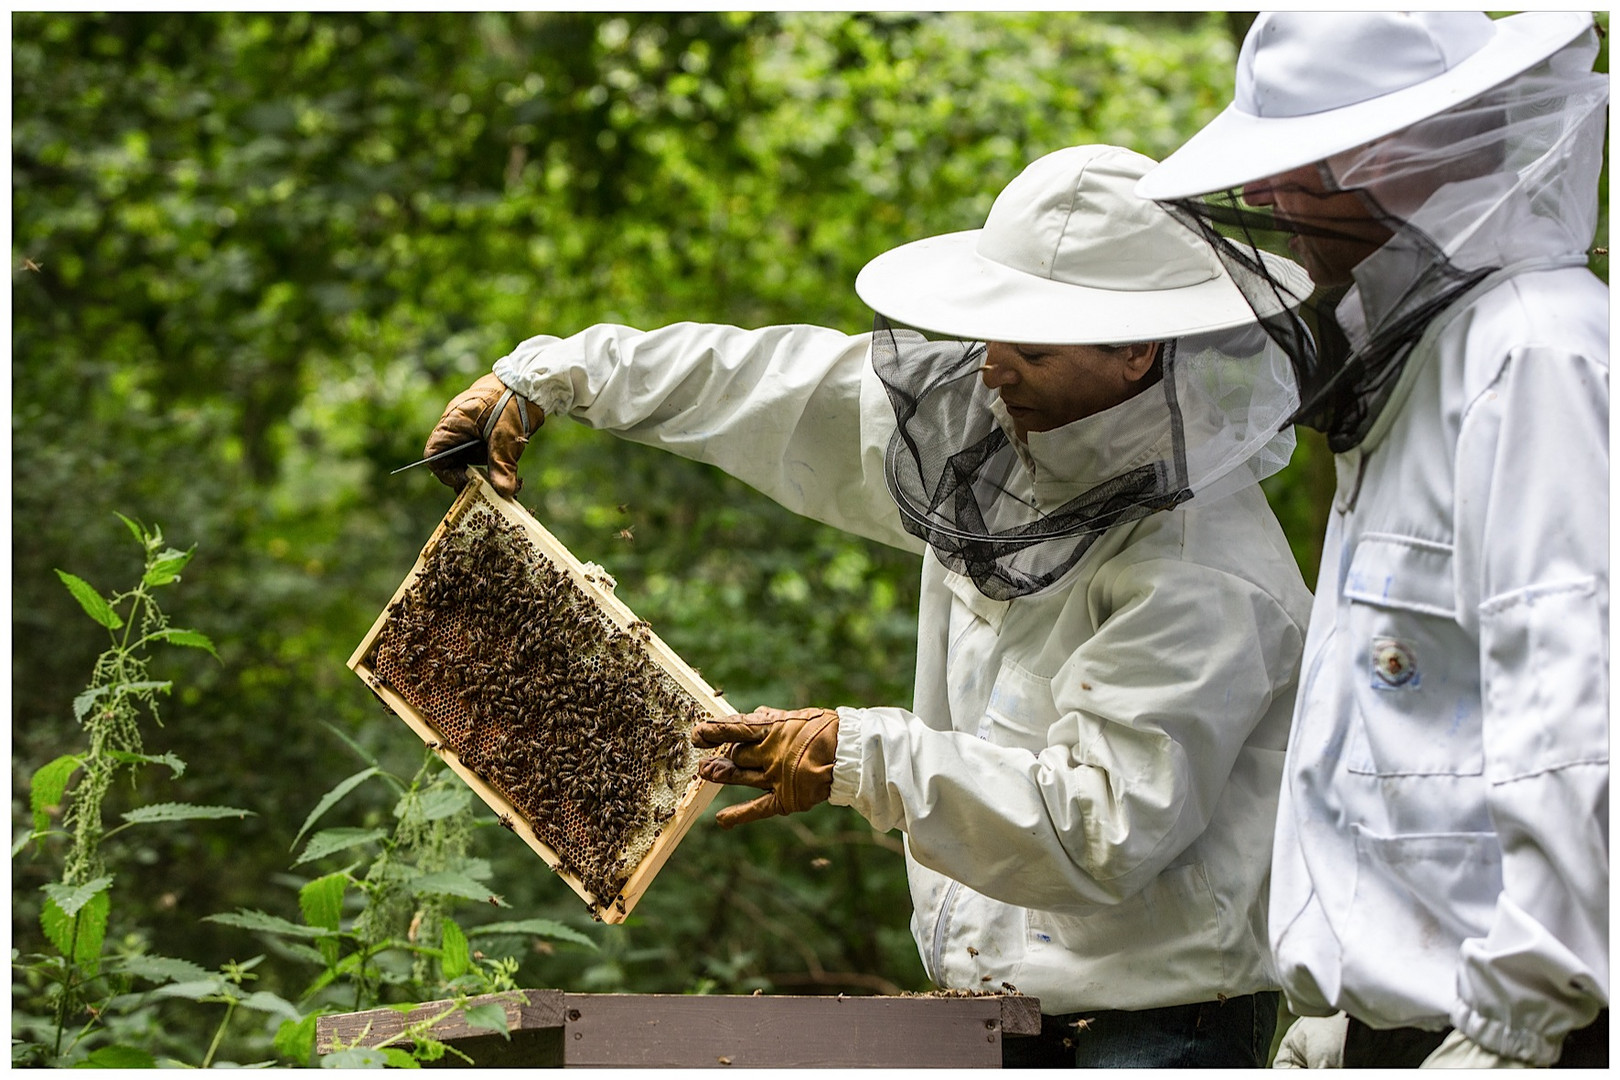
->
xmin=77 ymin=683 xmax=172 ymax=721
xmin=120 ymin=802 xmax=253 ymax=824
xmin=55 ymin=570 xmax=122 ymax=629
xmin=141 ymin=628 xmax=218 ymax=658
xmin=74 ymin=1045 xmax=157 ymax=1068
xmin=142 ymin=546 xmax=193 ymax=587
xmin=438 ymin=917 xmax=470 ymax=981
xmin=406 ymin=785 xmax=470 ymax=822
xmin=148 ymin=977 xmax=232 ymax=1002
xmin=114 ymin=954 xmax=213 ymax=985
xmin=72 ymin=686 xmax=110 ymax=721
xmin=29 ymin=754 xmax=82 ymax=834
xmin=105 ymin=750 xmax=185 ymax=777
xmin=295 ymin=827 xmax=386 ymax=866
xmin=299 ymin=871 xmax=347 ymax=968
xmin=274 ymin=1012 xmax=322 ymax=1066
xmin=114 ymin=512 xmax=149 ymax=547
xmin=468 ymin=918 xmax=598 ymax=950
xmin=293 ymin=767 xmax=382 ymax=849
xmin=299 ymin=871 xmax=346 ymax=932
xmin=381 ymin=1048 xmax=421 ymax=1069
xmin=320 ymin=1047 xmax=389 ymax=1068
xmin=238 ymin=990 xmax=302 ymax=1021
xmin=42 ymin=875 xmax=114 ymax=918
xmin=41 ymin=887 xmax=110 ymax=974
xmin=407 ymin=871 xmax=504 ymax=904
xmin=459 ymin=1003 xmax=511 ymax=1039
xmin=204 ymin=909 xmax=324 ymax=939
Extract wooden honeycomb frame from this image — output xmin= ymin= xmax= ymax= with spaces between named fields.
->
xmin=349 ymin=469 xmax=730 ymax=923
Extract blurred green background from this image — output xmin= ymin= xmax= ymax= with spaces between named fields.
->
xmin=11 ymin=10 xmax=1607 ymax=1065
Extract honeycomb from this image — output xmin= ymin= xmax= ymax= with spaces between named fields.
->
xmin=359 ymin=481 xmax=716 ymax=917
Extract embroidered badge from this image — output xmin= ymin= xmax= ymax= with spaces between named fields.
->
xmin=1370 ymin=636 xmax=1419 ymax=689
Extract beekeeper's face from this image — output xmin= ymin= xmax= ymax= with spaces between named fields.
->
xmin=1241 ymin=162 xmax=1395 ymax=288
xmin=981 ymin=340 xmax=1161 ymax=440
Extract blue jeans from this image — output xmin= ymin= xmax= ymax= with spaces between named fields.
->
xmin=1001 ymin=991 xmax=1279 ymax=1068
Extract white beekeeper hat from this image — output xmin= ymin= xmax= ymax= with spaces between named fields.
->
xmin=855 ymin=143 xmax=1309 ymax=345
xmin=1136 ymin=10 xmax=1595 ymax=201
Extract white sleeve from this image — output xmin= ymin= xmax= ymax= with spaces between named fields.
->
xmin=491 ymin=322 xmax=923 ymax=553
xmin=1450 ymin=342 xmax=1609 ymax=1064
xmin=831 ymin=551 xmax=1302 ymax=912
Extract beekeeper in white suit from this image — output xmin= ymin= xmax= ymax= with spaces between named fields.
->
xmin=424 ymin=144 xmax=1314 ymax=1067
xmin=1138 ymin=11 xmax=1609 ymax=1070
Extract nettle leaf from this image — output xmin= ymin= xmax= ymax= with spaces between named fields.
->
xmin=299 ymin=872 xmax=346 ymax=932
xmin=141 ymin=628 xmax=218 ymax=658
xmin=459 ymin=1003 xmax=511 ymax=1039
xmin=142 ymin=546 xmax=194 ymax=587
xmin=468 ymin=918 xmax=598 ymax=950
xmin=77 ymin=683 xmax=172 ymax=721
xmin=42 ymin=876 xmax=114 ymax=918
xmin=407 ymin=871 xmax=503 ymax=905
xmin=106 ymin=750 xmax=186 ymax=777
xmin=320 ymin=1046 xmax=389 ymax=1069
xmin=76 ymin=1044 xmax=157 ymax=1068
xmin=55 ymin=570 xmax=122 ymax=629
xmin=438 ymin=918 xmax=470 ymax=981
xmin=238 ymin=990 xmax=301 ymax=1021
xmin=121 ymin=803 xmax=253 ymax=825
xmin=204 ymin=909 xmax=324 ymax=939
xmin=274 ymin=1013 xmax=322 ymax=1066
xmin=114 ymin=954 xmax=213 ymax=985
xmin=295 ymin=827 xmax=386 ymax=867
xmin=149 ymin=977 xmax=233 ymax=1002
xmin=72 ymin=686 xmax=110 ymax=722
xmin=400 ymin=785 xmax=469 ymax=823
xmin=114 ymin=512 xmax=150 ymax=547
xmin=30 ymin=755 xmax=83 ymax=834
xmin=41 ymin=886 xmax=110 ymax=974
xmin=299 ymin=872 xmax=347 ymax=968
xmin=293 ymin=767 xmax=383 ymax=848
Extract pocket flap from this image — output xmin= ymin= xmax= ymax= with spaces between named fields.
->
xmin=1344 ymin=534 xmax=1457 ymax=618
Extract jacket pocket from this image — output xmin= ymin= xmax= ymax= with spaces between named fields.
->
xmin=1339 ymin=827 xmax=1501 ymax=1022
xmin=1342 ymin=534 xmax=1482 ymax=777
xmin=982 ymin=659 xmax=1058 ymax=751
xmin=1479 ymin=577 xmax=1608 ymax=782
xmin=1027 ymin=861 xmax=1223 ymax=990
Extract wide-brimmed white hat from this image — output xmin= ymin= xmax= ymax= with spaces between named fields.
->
xmin=1137 ymin=10 xmax=1593 ymax=201
xmin=855 ymin=144 xmax=1310 ymax=345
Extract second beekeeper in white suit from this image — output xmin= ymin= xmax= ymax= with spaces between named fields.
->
xmin=424 ymin=145 xmax=1314 ymax=1067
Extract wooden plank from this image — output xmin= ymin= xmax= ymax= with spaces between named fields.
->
xmin=558 ymin=993 xmax=1032 ymax=1068
xmin=315 ymin=989 xmax=566 ymax=1057
xmin=348 ymin=468 xmax=732 ymax=922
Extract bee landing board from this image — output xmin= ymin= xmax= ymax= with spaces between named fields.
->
xmin=349 ymin=470 xmax=730 ymax=923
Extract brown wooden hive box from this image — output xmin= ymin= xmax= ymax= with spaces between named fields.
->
xmin=348 ymin=469 xmax=731 ymax=922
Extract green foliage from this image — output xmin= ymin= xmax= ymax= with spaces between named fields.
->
xmin=16 ymin=10 xmax=1600 ymax=1068
xmin=12 ymin=526 xmax=284 ymax=1067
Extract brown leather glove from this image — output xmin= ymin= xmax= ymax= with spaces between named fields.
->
xmin=424 ymin=373 xmax=544 ymax=499
xmin=690 ymin=706 xmax=840 ymax=829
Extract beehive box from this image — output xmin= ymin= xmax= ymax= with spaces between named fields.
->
xmin=349 ymin=469 xmax=731 ymax=922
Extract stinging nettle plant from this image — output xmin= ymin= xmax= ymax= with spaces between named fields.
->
xmin=13 ymin=514 xmax=271 ymax=1068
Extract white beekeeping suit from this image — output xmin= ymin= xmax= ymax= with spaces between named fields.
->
xmin=1139 ymin=11 xmax=1609 ymax=1068
xmin=459 ymin=147 xmax=1314 ymax=1063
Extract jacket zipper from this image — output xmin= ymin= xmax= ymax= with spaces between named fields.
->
xmin=929 ymin=880 xmax=963 ymax=982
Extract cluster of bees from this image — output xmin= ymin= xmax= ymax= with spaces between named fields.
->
xmin=369 ymin=506 xmax=709 ymax=912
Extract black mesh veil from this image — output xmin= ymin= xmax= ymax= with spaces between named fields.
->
xmin=1158 ymin=32 xmax=1607 ymax=453
xmin=873 ymin=315 xmax=1298 ymax=601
